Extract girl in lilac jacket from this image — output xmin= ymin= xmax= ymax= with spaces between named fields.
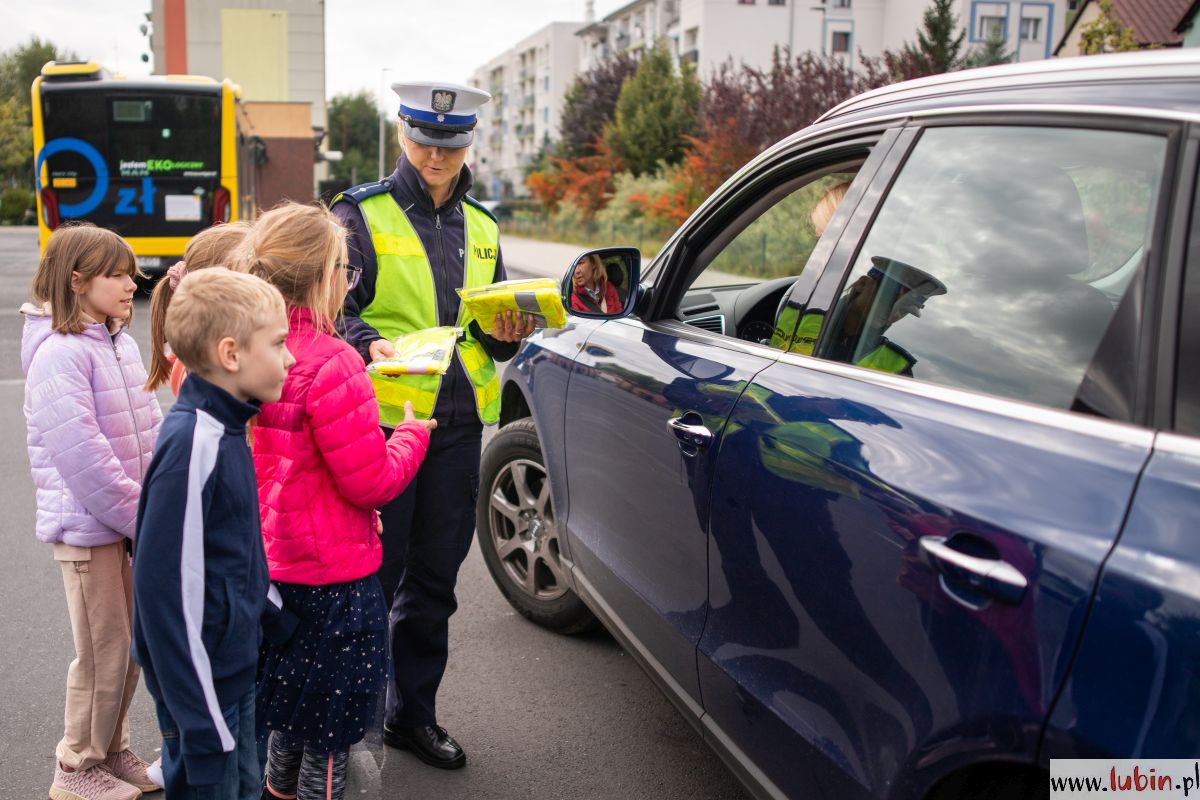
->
xmin=22 ymin=224 xmax=162 ymax=800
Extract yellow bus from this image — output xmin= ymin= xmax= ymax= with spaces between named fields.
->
xmin=32 ymin=61 xmax=257 ymax=274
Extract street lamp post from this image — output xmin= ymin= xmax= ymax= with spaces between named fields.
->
xmin=378 ymin=113 xmax=385 ymax=181
xmin=378 ymin=67 xmax=394 ymax=181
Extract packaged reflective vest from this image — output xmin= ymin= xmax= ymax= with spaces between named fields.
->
xmin=456 ymin=278 xmax=567 ymax=334
xmin=367 ymin=326 xmax=462 ymax=377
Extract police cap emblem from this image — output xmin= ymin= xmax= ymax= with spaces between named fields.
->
xmin=431 ymin=90 xmax=456 ymax=113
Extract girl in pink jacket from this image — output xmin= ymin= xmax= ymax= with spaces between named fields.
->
xmin=22 ymin=224 xmax=163 ymax=800
xmin=242 ymin=203 xmax=433 ymax=800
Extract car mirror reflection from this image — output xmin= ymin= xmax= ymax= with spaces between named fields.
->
xmin=562 ymin=247 xmax=640 ymax=320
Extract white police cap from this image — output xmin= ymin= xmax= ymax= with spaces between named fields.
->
xmin=392 ymin=81 xmax=491 ymax=149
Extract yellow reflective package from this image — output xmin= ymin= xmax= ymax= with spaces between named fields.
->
xmin=456 ymin=278 xmax=567 ymax=334
xmin=367 ymin=326 xmax=462 ymax=377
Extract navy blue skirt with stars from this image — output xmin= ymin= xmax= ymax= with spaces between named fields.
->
xmin=256 ymin=575 xmax=389 ymax=751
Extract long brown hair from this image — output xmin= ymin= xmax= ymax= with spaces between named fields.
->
xmin=234 ymin=202 xmax=348 ymax=333
xmin=32 ymin=223 xmax=138 ymax=334
xmin=145 ymin=222 xmax=252 ymax=391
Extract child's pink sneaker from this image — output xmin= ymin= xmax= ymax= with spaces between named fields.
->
xmin=103 ymin=749 xmax=160 ymax=793
xmin=49 ymin=762 xmax=140 ymax=800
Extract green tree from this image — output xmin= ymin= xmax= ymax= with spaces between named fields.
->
xmin=558 ymin=50 xmax=639 ymax=159
xmin=0 ymin=37 xmax=76 ymax=110
xmin=963 ymin=30 xmax=1013 ymax=67
xmin=0 ymin=97 xmax=31 ymax=180
xmin=0 ymin=37 xmax=77 ymax=187
xmin=1079 ymin=0 xmax=1141 ymax=54
xmin=327 ymin=90 xmax=389 ymax=183
xmin=610 ymin=40 xmax=700 ymax=177
xmin=902 ymin=0 xmax=967 ymax=74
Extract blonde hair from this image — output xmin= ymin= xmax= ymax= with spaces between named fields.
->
xmin=146 ymin=222 xmax=252 ymax=390
xmin=166 ymin=268 xmax=285 ymax=375
xmin=235 ymin=202 xmax=347 ymax=332
xmin=32 ymin=223 xmax=138 ymax=334
xmin=810 ymin=181 xmax=852 ymax=239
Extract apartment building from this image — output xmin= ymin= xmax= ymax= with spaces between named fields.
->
xmin=577 ymin=0 xmax=1068 ymax=74
xmin=468 ymin=22 xmax=584 ymax=200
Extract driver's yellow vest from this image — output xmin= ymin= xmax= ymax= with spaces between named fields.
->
xmin=356 ymin=194 xmax=501 ymax=426
xmin=773 ymin=308 xmax=825 ymax=355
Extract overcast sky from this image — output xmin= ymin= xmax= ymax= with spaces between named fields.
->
xmin=0 ymin=1 xmax=624 ymax=109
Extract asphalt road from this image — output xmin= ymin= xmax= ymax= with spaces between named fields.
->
xmin=0 ymin=228 xmax=750 ymax=800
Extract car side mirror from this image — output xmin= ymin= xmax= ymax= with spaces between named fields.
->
xmin=562 ymin=247 xmax=640 ymax=320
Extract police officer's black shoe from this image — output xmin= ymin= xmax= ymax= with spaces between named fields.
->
xmin=383 ymin=723 xmax=467 ymax=770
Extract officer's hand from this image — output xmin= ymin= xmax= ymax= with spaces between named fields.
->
xmin=402 ymin=400 xmax=438 ymax=432
xmin=369 ymin=339 xmax=395 ymax=362
xmin=492 ymin=310 xmax=536 ymax=342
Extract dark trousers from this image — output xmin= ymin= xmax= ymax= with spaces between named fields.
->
xmin=378 ymin=423 xmax=482 ymax=727
xmin=157 ymin=689 xmax=257 ymax=800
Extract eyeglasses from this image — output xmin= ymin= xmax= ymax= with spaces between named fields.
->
xmin=345 ymin=264 xmax=362 ymax=290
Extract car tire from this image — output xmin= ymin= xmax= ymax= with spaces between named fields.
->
xmin=476 ymin=418 xmax=598 ymax=635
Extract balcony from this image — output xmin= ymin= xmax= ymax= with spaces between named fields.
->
xmin=521 ymin=94 xmax=536 ymax=110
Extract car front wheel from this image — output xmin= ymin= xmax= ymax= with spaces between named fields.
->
xmin=476 ymin=418 xmax=597 ymax=634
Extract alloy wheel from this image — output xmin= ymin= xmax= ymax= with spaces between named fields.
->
xmin=487 ymin=457 xmax=567 ymax=601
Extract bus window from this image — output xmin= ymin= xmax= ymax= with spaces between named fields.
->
xmin=35 ymin=74 xmax=241 ymax=269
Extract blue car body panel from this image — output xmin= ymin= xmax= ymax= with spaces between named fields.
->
xmin=1046 ymin=436 xmax=1200 ymax=760
xmin=562 ymin=318 xmax=778 ymax=708
xmin=701 ymin=361 xmax=1152 ymax=799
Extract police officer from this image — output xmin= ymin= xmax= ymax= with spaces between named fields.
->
xmin=333 ymin=81 xmax=534 ymax=770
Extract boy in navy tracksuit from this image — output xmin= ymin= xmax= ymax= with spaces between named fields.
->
xmin=132 ymin=269 xmax=297 ymax=799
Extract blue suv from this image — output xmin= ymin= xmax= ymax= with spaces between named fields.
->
xmin=474 ymin=51 xmax=1200 ymax=800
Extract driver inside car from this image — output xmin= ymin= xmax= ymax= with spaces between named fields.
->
xmin=769 ymin=179 xmax=851 ymax=353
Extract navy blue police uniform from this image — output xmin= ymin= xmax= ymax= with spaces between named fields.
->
xmin=332 ymin=80 xmax=518 ymax=770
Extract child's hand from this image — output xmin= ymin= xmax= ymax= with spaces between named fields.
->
xmin=369 ymin=339 xmax=396 ymax=362
xmin=402 ymin=400 xmax=438 ymax=432
xmin=375 ymin=510 xmax=383 ymax=538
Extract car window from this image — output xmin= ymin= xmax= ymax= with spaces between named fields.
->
xmin=675 ymin=167 xmax=861 ymax=346
xmin=698 ymin=173 xmax=856 ymax=288
xmin=814 ymin=125 xmax=1167 ymax=416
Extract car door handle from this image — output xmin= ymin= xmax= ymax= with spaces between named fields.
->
xmin=667 ymin=412 xmax=713 ymax=453
xmin=919 ymin=536 xmax=1028 ymax=605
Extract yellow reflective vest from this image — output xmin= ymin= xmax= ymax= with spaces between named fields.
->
xmin=355 ymin=193 xmax=502 ymax=426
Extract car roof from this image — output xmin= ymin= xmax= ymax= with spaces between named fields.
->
xmin=816 ymin=50 xmax=1200 ymax=127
